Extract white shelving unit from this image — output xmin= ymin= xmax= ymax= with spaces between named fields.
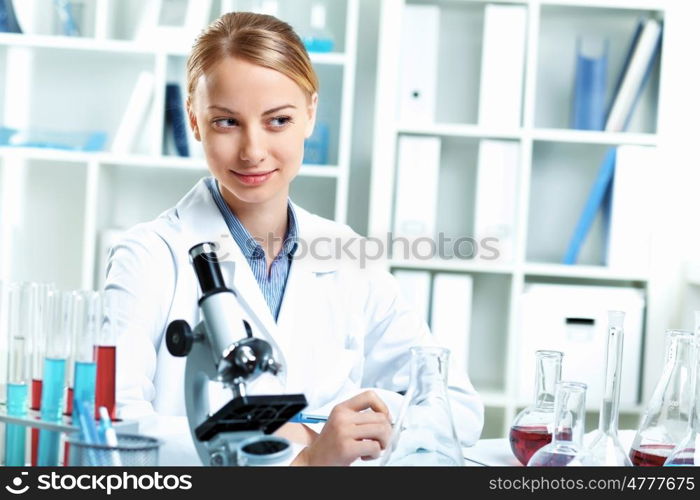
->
xmin=0 ymin=0 xmax=359 ymax=290
xmin=370 ymin=0 xmax=684 ymax=438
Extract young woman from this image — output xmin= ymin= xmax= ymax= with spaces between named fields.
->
xmin=106 ymin=12 xmax=483 ymax=466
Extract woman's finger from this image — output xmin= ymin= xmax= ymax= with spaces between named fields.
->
xmin=351 ymin=423 xmax=392 ymax=450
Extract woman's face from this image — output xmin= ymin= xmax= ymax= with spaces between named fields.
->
xmin=188 ymin=56 xmax=317 ymax=206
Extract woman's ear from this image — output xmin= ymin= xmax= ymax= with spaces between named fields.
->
xmin=186 ymin=97 xmax=201 ymax=142
xmin=304 ymin=92 xmax=319 ymax=139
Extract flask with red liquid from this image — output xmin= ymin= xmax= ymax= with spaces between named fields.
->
xmin=527 ymin=381 xmax=588 ymax=466
xmin=509 ymin=350 xmax=563 ymax=465
xmin=95 ymin=293 xmax=116 ymax=420
xmin=630 ymin=329 xmax=697 ymax=466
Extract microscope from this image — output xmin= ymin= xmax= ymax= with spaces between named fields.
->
xmin=166 ymin=242 xmax=307 ymax=466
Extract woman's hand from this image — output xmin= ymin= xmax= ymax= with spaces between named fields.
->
xmin=291 ymin=391 xmax=393 ymax=466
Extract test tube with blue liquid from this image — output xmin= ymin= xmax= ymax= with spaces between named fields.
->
xmin=65 ymin=291 xmax=99 ymax=465
xmin=5 ymin=283 xmax=33 ymax=466
xmin=37 ymin=290 xmax=72 ymax=466
xmin=0 ymin=281 xmax=8 ymax=422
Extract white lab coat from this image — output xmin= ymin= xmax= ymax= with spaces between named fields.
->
xmin=105 ymin=178 xmax=483 ymax=464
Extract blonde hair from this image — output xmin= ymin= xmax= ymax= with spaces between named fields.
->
xmin=186 ymin=12 xmax=319 ymax=101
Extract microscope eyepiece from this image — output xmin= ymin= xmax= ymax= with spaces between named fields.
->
xmin=189 ymin=242 xmax=228 ymax=295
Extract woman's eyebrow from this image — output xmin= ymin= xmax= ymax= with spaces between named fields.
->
xmin=207 ymin=104 xmax=297 ymax=115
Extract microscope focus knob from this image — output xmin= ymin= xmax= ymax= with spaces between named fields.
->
xmin=166 ymin=320 xmax=194 ymax=357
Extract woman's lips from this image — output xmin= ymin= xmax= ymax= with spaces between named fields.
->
xmin=230 ymin=169 xmax=277 ymax=186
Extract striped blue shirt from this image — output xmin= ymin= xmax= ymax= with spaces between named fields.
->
xmin=206 ymin=177 xmax=298 ymax=321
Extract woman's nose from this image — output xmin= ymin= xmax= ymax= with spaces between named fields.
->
xmin=239 ymin=129 xmax=267 ymax=165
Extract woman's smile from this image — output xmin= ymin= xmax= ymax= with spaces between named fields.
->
xmin=229 ymin=168 xmax=278 ymax=186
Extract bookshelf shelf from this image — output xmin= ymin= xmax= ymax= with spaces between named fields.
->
xmin=523 ymin=262 xmax=648 ymax=282
xmin=0 ymin=148 xmax=342 ymax=177
xmin=529 ymin=128 xmax=658 ymax=146
xmin=397 ymin=123 xmax=522 ymax=140
xmin=390 ymin=258 xmax=514 ymax=275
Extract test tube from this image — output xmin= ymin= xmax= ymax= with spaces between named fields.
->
xmin=37 ymin=290 xmax=72 ymax=466
xmin=0 ymin=280 xmax=9 ymax=408
xmin=64 ymin=291 xmax=99 ymax=466
xmin=29 ymin=283 xmax=52 ymax=466
xmin=0 ymin=280 xmax=7 ymax=465
xmin=95 ymin=292 xmax=116 ymax=420
xmin=5 ymin=283 xmax=33 ymax=466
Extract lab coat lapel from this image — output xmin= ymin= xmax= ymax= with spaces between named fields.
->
xmin=275 ymin=204 xmax=338 ymax=393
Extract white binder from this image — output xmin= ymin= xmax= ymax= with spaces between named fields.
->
xmin=393 ymin=270 xmax=432 ymax=324
xmin=474 ymin=140 xmax=520 ymax=262
xmin=430 ymin=273 xmax=473 ymax=377
xmin=478 ymin=5 xmax=527 ymax=128
xmin=607 ymin=145 xmax=655 ymax=273
xmin=397 ymin=4 xmax=440 ymax=122
xmin=111 ymin=71 xmax=155 ymax=154
xmin=393 ymin=135 xmax=441 ymax=240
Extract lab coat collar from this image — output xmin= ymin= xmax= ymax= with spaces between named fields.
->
xmin=174 ymin=178 xmax=339 ymax=274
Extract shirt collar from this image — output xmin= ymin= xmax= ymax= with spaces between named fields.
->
xmin=207 ymin=177 xmax=298 ymax=260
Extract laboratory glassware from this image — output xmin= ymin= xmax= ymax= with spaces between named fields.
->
xmin=95 ymin=292 xmax=116 ymax=420
xmin=0 ymin=280 xmax=8 ymax=407
xmin=629 ymin=330 xmax=696 ymax=466
xmin=5 ymin=283 xmax=33 ymax=466
xmin=665 ymin=317 xmax=700 ymax=466
xmin=30 ymin=283 xmax=52 ymax=466
xmin=582 ymin=311 xmax=632 ymax=466
xmin=527 ymin=381 xmax=588 ymax=466
xmin=509 ymin=350 xmax=563 ymax=465
xmin=381 ymin=346 xmax=464 ymax=466
xmin=37 ymin=290 xmax=72 ymax=466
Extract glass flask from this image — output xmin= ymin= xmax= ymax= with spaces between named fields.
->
xmin=381 ymin=346 xmax=464 ymax=466
xmin=509 ymin=350 xmax=563 ymax=465
xmin=629 ymin=330 xmax=696 ymax=466
xmin=527 ymin=381 xmax=588 ymax=466
xmin=665 ymin=322 xmax=700 ymax=466
xmin=582 ymin=311 xmax=632 ymax=466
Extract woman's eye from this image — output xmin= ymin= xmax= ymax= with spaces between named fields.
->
xmin=269 ymin=116 xmax=292 ymax=128
xmin=214 ymin=118 xmax=238 ymax=128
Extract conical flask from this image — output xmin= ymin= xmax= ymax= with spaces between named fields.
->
xmin=665 ymin=314 xmax=700 ymax=466
xmin=582 ymin=311 xmax=632 ymax=466
xmin=630 ymin=329 xmax=697 ymax=466
xmin=509 ymin=350 xmax=563 ymax=465
xmin=527 ymin=381 xmax=588 ymax=466
xmin=381 ymin=346 xmax=464 ymax=466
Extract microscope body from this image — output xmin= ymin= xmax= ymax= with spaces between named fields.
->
xmin=166 ymin=243 xmax=307 ymax=466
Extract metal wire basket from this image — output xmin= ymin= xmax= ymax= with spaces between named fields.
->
xmin=66 ymin=433 xmax=161 ymax=466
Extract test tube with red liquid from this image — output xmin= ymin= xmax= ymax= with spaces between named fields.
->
xmin=95 ymin=293 xmax=116 ymax=420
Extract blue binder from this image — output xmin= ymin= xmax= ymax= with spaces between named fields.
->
xmin=0 ymin=0 xmax=22 ymax=33
xmin=165 ymin=83 xmax=190 ymax=157
xmin=572 ymin=37 xmax=608 ymax=131
xmin=562 ymin=148 xmax=616 ymax=265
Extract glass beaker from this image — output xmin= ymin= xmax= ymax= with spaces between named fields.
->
xmin=630 ymin=330 xmax=696 ymax=466
xmin=582 ymin=311 xmax=632 ymax=466
xmin=527 ymin=381 xmax=588 ymax=466
xmin=381 ymin=346 xmax=464 ymax=466
xmin=509 ymin=350 xmax=563 ymax=465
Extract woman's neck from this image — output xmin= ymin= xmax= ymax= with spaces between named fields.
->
xmin=219 ymin=184 xmax=289 ymax=257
